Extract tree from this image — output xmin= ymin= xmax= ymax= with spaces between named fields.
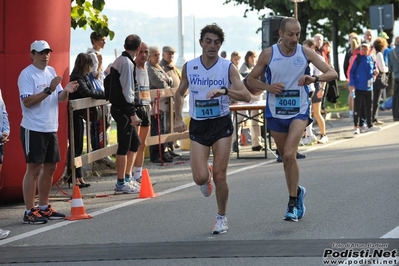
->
xmin=71 ymin=0 xmax=114 ymax=40
xmin=225 ymin=0 xmax=399 ymax=77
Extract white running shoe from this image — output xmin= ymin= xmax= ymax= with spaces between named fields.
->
xmin=135 ymin=177 xmax=157 ymax=186
xmin=360 ymin=125 xmax=368 ymax=133
xmin=368 ymin=126 xmax=381 ymax=132
xmin=353 ymin=127 xmax=360 ymax=134
xmin=114 ymin=182 xmax=140 ymax=194
xmin=200 ymin=164 xmax=213 ymax=197
xmin=129 ymin=178 xmax=141 ymax=189
xmin=302 ymin=135 xmax=317 ymax=146
xmin=0 ymin=229 xmax=10 ymax=240
xmin=212 ymin=215 xmax=228 ymax=234
xmin=317 ymin=135 xmax=329 ymax=144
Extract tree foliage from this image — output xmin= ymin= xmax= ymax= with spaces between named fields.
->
xmin=71 ymin=0 xmax=114 ymax=40
xmin=225 ymin=0 xmax=399 ymax=72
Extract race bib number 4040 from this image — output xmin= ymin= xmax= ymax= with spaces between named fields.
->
xmin=275 ymin=90 xmax=300 ymax=115
xmin=194 ymin=99 xmax=220 ymax=118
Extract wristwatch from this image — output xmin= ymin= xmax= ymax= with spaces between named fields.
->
xmin=222 ymin=86 xmax=228 ymax=95
xmin=312 ymin=75 xmax=319 ymax=84
xmin=43 ymin=87 xmax=52 ymax=95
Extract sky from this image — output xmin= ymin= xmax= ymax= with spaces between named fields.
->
xmin=103 ymin=0 xmax=262 ymax=18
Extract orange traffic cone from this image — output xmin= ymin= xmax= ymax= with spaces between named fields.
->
xmin=65 ymin=185 xmax=92 ymax=220
xmin=137 ymin=169 xmax=158 ymax=198
xmin=240 ymin=130 xmax=247 ymax=146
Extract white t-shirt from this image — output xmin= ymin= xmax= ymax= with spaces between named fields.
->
xmin=18 ymin=64 xmax=63 ymax=132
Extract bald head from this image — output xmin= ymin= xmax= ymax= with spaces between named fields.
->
xmin=280 ymin=17 xmax=300 ymax=33
xmin=395 ymin=36 xmax=399 ymax=46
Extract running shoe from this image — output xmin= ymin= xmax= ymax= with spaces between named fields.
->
xmin=212 ymin=215 xmax=228 ymax=234
xmin=23 ymin=208 xmax=48 ymax=224
xmin=368 ymin=126 xmax=381 ymax=132
xmin=135 ymin=177 xmax=157 ymax=186
xmin=297 ymin=186 xmax=307 ymax=219
xmin=317 ymin=135 xmax=329 ymax=144
xmin=38 ymin=204 xmax=65 ymax=220
xmin=302 ymin=135 xmax=317 ymax=146
xmin=353 ymin=127 xmax=360 ymax=135
xmin=283 ymin=205 xmax=298 ymax=222
xmin=114 ymin=182 xmax=140 ymax=194
xmin=129 ymin=178 xmax=141 ymax=189
xmin=0 ymin=229 xmax=10 ymax=239
xmin=360 ymin=125 xmax=368 ymax=133
xmin=200 ymin=164 xmax=213 ymax=197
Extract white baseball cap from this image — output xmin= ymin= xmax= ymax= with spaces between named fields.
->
xmin=30 ymin=40 xmax=52 ymax=53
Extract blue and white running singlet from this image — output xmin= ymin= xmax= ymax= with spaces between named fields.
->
xmin=265 ymin=44 xmax=311 ymax=119
xmin=186 ymin=56 xmax=231 ymax=120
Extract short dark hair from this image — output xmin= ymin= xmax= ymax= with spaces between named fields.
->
xmin=200 ymin=23 xmax=225 ymax=44
xmin=124 ymin=34 xmax=142 ymax=51
xmin=90 ymin=32 xmax=105 ymax=45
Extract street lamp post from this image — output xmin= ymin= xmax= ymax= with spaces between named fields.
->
xmin=291 ymin=0 xmax=304 ymax=19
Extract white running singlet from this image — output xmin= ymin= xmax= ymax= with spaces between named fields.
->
xmin=265 ymin=44 xmax=311 ymax=119
xmin=186 ymin=56 xmax=231 ymax=120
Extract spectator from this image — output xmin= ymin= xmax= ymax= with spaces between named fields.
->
xmin=86 ymin=32 xmax=113 ymax=164
xmin=379 ymin=31 xmax=392 ymax=65
xmin=160 ymin=45 xmax=182 ymax=158
xmin=126 ymin=42 xmax=154 ymax=184
xmin=239 ymin=50 xmax=257 ymax=78
xmin=372 ymin=37 xmax=389 ymax=125
xmin=388 ymin=36 xmax=399 ymax=121
xmin=302 ymin=39 xmax=328 ymax=145
xmin=220 ymin=51 xmax=227 ymax=58
xmin=18 ymin=40 xmax=78 ymax=224
xmin=147 ymin=46 xmax=174 ymax=163
xmin=343 ymin=33 xmax=359 ymax=117
xmin=247 ymin=17 xmax=337 ymax=221
xmin=0 ymin=88 xmax=10 ymax=238
xmin=314 ymin=33 xmax=323 ymax=56
xmin=174 ymin=23 xmax=251 ymax=234
xmin=350 ymin=42 xmax=380 ymax=134
xmin=108 ymin=35 xmax=142 ymax=194
xmin=232 ymin=50 xmax=264 ymax=152
xmin=66 ymin=53 xmax=106 ymax=188
xmin=364 ymin=29 xmax=374 ymax=46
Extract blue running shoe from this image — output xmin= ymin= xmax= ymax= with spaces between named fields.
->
xmin=297 ymin=185 xmax=307 ymax=219
xmin=283 ymin=205 xmax=298 ymax=222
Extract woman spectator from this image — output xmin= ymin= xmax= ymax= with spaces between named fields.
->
xmin=66 ymin=53 xmax=106 ymax=187
xmin=239 ymin=50 xmax=257 ymax=78
xmin=372 ymin=37 xmax=389 ymax=125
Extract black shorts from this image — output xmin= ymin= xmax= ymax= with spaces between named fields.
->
xmin=136 ymin=105 xmax=151 ymax=127
xmin=311 ymin=82 xmax=323 ymax=104
xmin=20 ymin=126 xmax=60 ymax=164
xmin=189 ymin=115 xmax=233 ymax=147
xmin=110 ymin=106 xmax=141 ymax=155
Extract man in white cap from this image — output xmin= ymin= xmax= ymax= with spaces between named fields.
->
xmin=18 ymin=40 xmax=79 ymax=224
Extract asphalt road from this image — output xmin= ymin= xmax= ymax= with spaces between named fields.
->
xmin=0 ymin=111 xmax=398 ymax=266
